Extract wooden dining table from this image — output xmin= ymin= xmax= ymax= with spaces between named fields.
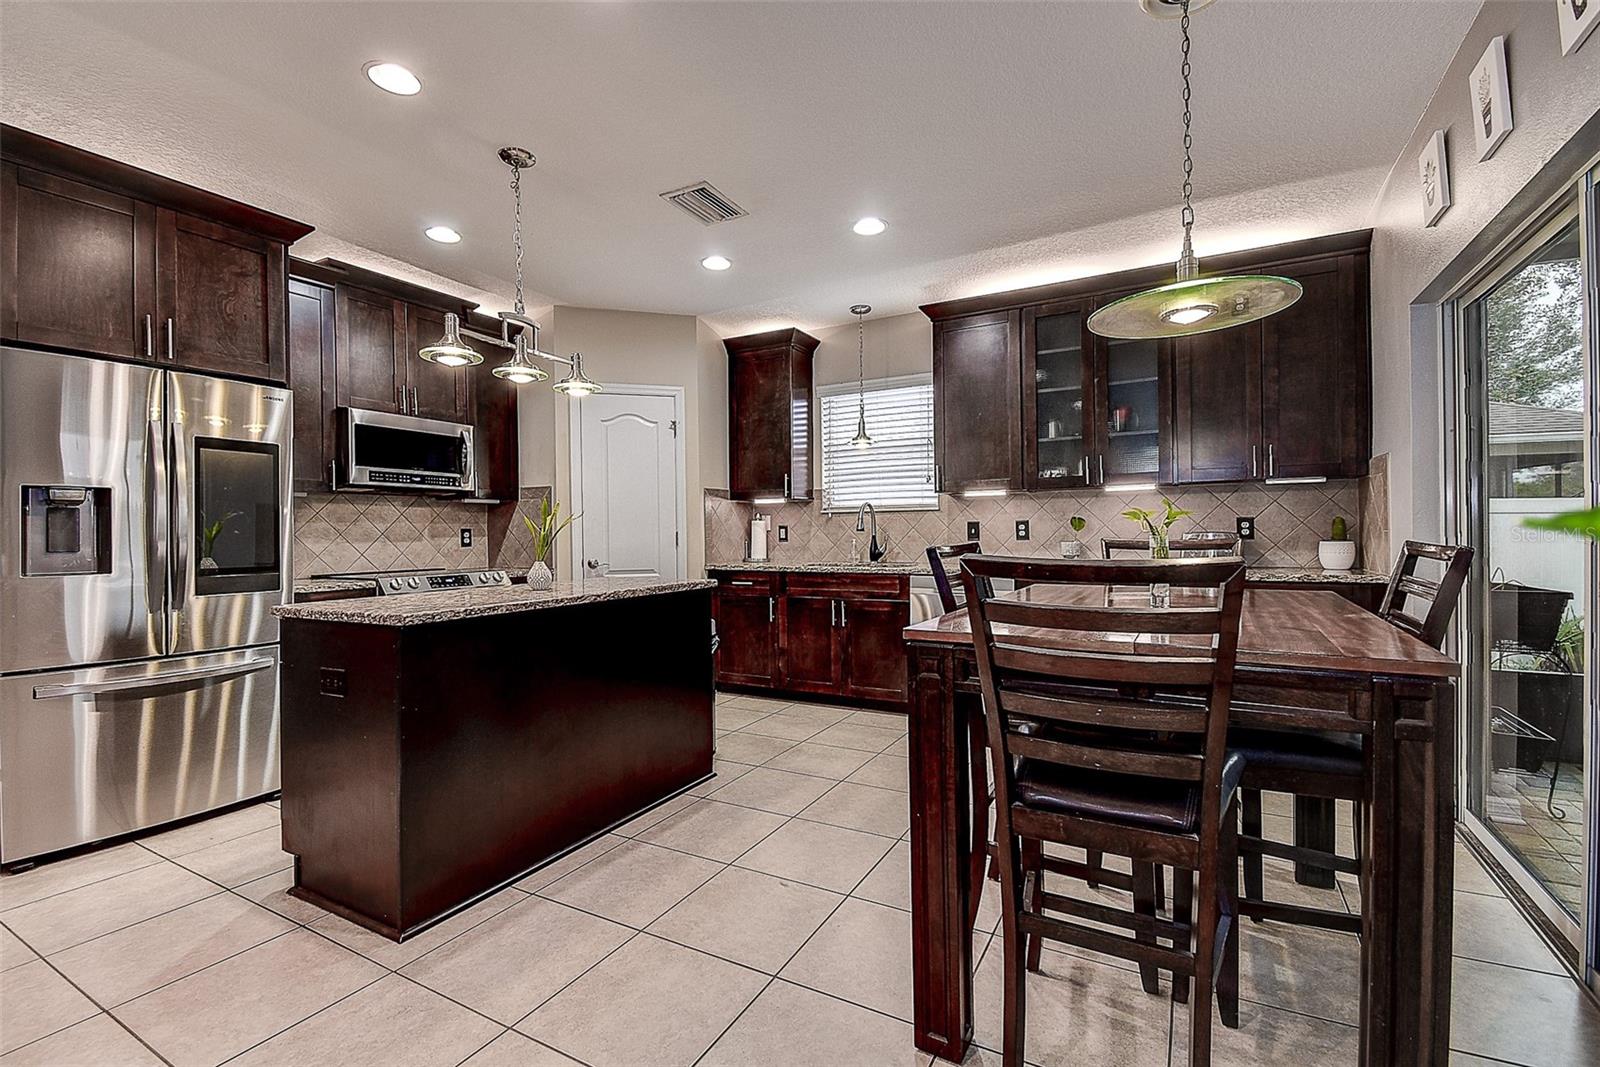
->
xmin=903 ymin=585 xmax=1460 ymax=1067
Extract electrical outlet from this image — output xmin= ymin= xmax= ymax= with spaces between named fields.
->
xmin=777 ymin=525 xmax=789 ymax=543
xmin=966 ymin=520 xmax=981 ymax=540
xmin=318 ymin=668 xmax=347 ymax=698
xmin=1236 ymin=516 xmax=1255 ymax=540
xmin=1015 ymin=519 xmax=1030 ymax=541
xmin=459 ymin=528 xmax=473 ymax=548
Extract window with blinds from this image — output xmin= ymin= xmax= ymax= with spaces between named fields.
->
xmin=818 ymin=374 xmax=937 ymax=512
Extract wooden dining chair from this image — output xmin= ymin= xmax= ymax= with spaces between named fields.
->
xmin=1233 ymin=539 xmax=1474 ymax=932
xmin=962 ymin=555 xmax=1247 ymax=1067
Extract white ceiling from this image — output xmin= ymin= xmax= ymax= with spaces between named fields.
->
xmin=0 ymin=1 xmax=1480 ymax=336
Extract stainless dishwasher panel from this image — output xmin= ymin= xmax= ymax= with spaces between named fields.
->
xmin=0 ymin=646 xmax=280 ymax=863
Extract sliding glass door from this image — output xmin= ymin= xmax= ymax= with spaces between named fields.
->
xmin=1455 ymin=174 xmax=1596 ymax=967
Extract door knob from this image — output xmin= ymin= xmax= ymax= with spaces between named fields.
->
xmin=586 ymin=559 xmax=608 ymax=571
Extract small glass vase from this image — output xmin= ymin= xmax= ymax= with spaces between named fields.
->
xmin=1148 ymin=529 xmax=1172 ymax=607
xmin=526 ymin=560 xmax=553 ymax=590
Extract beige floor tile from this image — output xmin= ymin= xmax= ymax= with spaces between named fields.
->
xmin=844 ymin=709 xmax=909 ymax=732
xmin=517 ymin=933 xmax=766 ymax=1067
xmin=688 ymin=759 xmax=756 ymax=797
xmin=1170 ymin=994 xmax=1358 ymax=1066
xmin=649 ymin=866 xmax=842 ymax=973
xmin=610 ymin=792 xmax=700 ymax=838
xmin=720 ymin=695 xmax=794 ymax=713
xmin=855 ymin=841 xmax=911 ymax=911
xmin=0 ymin=959 xmax=99 ymax=1054
xmin=701 ymin=979 xmax=923 ymax=1067
xmin=2 ymin=861 xmax=220 ymax=955
xmin=112 ymin=929 xmax=383 ymax=1067
xmin=714 ymin=705 xmax=775 ymax=732
xmin=0 ymin=844 xmax=161 ymax=913
xmin=232 ymin=869 xmax=329 ymax=926
xmin=712 ymin=731 xmax=798 ymax=765
xmin=140 ymin=803 xmax=280 ymax=859
xmin=1448 ymin=1053 xmax=1510 ymax=1066
xmin=1454 ymin=843 xmax=1505 ymax=898
xmin=798 ymin=781 xmax=911 ymax=838
xmin=50 ymin=892 xmax=294 ymax=1006
xmin=1450 ymin=956 xmax=1600 ymax=1066
xmin=1237 ymin=921 xmax=1360 ymax=1027
xmin=540 ymin=839 xmax=721 ymax=927
xmin=781 ymin=897 xmax=913 ymax=1021
xmin=1453 ymin=890 xmax=1565 ymax=975
xmin=229 ymin=974 xmax=501 ymax=1067
xmin=809 ymin=721 xmax=902 ymax=753
xmin=739 ymin=711 xmax=833 ymax=742
xmin=764 ymin=741 xmax=875 ymax=779
xmin=635 ymin=799 xmax=787 ymax=862
xmin=0 ymin=924 xmax=36 ymax=972
xmin=710 ymin=766 xmax=836 ymax=816
xmin=309 ymin=888 xmax=524 ymax=969
xmin=171 ymin=826 xmax=291 ymax=888
xmin=848 ymin=752 xmax=911 ymax=791
xmin=461 ymin=1030 xmax=584 ymax=1067
xmin=0 ymin=1013 xmax=162 ymax=1066
xmin=885 ymin=734 xmax=910 ymax=757
xmin=514 ymin=834 xmax=624 ymax=893
xmin=973 ymin=939 xmax=1172 ymax=1066
xmin=739 ymin=818 xmax=895 ymax=893
xmin=400 ymin=896 xmax=631 ymax=1024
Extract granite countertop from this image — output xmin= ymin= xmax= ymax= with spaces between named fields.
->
xmin=1245 ymin=567 xmax=1389 ymax=585
xmin=275 ymin=576 xmax=717 ymax=627
xmin=293 ymin=578 xmax=380 ymax=596
xmin=707 ymin=560 xmax=941 ymax=575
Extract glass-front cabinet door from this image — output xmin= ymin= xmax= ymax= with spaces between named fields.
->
xmin=1099 ymin=332 xmax=1163 ymax=485
xmin=1023 ymin=302 xmax=1092 ymax=488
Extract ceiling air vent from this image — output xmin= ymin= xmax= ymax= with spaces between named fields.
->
xmin=660 ymin=181 xmax=748 ymax=225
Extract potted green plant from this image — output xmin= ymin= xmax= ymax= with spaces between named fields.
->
xmin=1120 ymin=499 xmax=1193 ymax=559
xmin=522 ymin=498 xmax=579 ymax=590
xmin=1318 ymin=515 xmax=1356 ymax=571
xmin=198 ymin=510 xmax=242 ymax=572
xmin=1060 ymin=515 xmax=1087 ymax=559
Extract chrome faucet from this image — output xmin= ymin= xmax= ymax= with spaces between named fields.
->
xmin=855 ymin=502 xmax=887 ymax=563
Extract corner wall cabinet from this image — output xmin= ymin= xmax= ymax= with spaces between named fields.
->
xmin=1 ymin=124 xmax=311 ymax=382
xmin=725 ymin=328 xmax=819 ymax=502
xmin=921 ymin=230 xmax=1372 ymax=488
xmin=711 ymin=569 xmax=910 ymax=707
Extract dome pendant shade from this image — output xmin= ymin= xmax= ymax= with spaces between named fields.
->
xmin=1087 ymin=272 xmax=1303 ymax=340
xmin=850 ymin=405 xmax=874 ymax=449
xmin=491 ymin=333 xmax=549 ymax=384
xmin=551 ymin=352 xmax=602 ymax=397
xmin=418 ymin=313 xmax=483 ymax=366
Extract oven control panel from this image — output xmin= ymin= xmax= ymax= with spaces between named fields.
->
xmin=379 ymin=570 xmax=512 ymax=595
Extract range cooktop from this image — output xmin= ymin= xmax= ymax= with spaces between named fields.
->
xmin=318 ymin=567 xmax=513 ymax=595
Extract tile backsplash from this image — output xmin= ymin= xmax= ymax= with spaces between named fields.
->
xmin=705 ymin=480 xmax=1370 ymax=570
xmin=293 ymin=492 xmax=494 ymax=577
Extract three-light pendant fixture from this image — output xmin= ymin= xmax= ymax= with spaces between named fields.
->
xmin=417 ymin=147 xmax=601 ymax=397
xmin=1086 ymin=0 xmax=1301 ymax=339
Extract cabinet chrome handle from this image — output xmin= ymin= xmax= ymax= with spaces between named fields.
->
xmin=729 ymin=579 xmax=756 ymax=587
xmin=411 ymin=386 xmax=418 ymax=413
xmin=839 ymin=599 xmax=847 ymax=627
xmin=1097 ymin=455 xmax=1104 ymax=485
xmin=782 ymin=472 xmax=790 ymax=498
xmin=1267 ymin=442 xmax=1275 ymax=477
xmin=144 ymin=314 xmax=153 ymax=357
xmin=165 ymin=318 xmax=175 ymax=361
xmin=830 ymin=599 xmax=837 ymax=626
xmin=768 ymin=596 xmax=775 ymax=623
xmin=1251 ymin=445 xmax=1258 ymax=478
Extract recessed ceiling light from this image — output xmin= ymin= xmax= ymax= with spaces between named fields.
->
xmin=424 ymin=225 xmax=461 ymax=244
xmin=364 ymin=61 xmax=421 ymax=96
xmin=852 ymin=216 xmax=887 ymax=236
xmin=700 ymin=255 xmax=732 ymax=271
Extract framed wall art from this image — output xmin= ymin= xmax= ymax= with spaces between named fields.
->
xmin=1470 ymin=35 xmax=1514 ymax=160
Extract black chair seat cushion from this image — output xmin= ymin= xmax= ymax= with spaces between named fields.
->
xmin=1230 ymin=729 xmax=1362 ymax=779
xmin=1015 ymin=751 xmax=1245 ymax=834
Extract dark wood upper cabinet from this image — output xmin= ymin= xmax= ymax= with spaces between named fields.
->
xmin=726 ymin=328 xmax=818 ymax=501
xmin=933 ymin=309 xmax=1022 ymax=494
xmin=288 ymin=278 xmax=335 ymax=492
xmin=158 ymin=210 xmax=286 ymax=380
xmin=1169 ymin=320 xmax=1263 ymax=484
xmin=334 ymin=284 xmax=406 ymax=414
xmin=0 ymin=125 xmax=311 ymax=380
xmin=404 ymin=304 xmax=471 ymax=423
xmin=1022 ymin=301 xmax=1093 ymax=490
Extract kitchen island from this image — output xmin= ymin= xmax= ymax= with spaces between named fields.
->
xmin=273 ymin=576 xmax=716 ymax=940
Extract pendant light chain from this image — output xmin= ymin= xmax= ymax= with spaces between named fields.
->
xmin=857 ymin=311 xmax=867 ymax=412
xmin=1179 ymin=0 xmax=1194 ymax=236
xmin=509 ymin=164 xmax=526 ymax=316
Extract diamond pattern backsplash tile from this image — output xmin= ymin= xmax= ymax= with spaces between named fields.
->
xmin=704 ymin=480 xmax=1372 ymax=569
xmin=292 ymin=492 xmax=498 ymax=578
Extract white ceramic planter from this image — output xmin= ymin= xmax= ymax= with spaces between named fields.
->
xmin=526 ymin=561 xmax=553 ymax=589
xmin=1318 ymin=540 xmax=1357 ymax=571
xmin=1060 ymin=539 xmax=1085 ymax=559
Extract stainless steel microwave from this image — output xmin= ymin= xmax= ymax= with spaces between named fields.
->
xmin=341 ymin=407 xmax=474 ymax=492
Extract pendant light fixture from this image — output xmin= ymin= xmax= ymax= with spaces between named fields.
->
xmin=418 ymin=312 xmax=483 ymax=367
xmin=491 ymin=148 xmax=552 ymax=384
xmin=849 ymin=304 xmax=874 ymax=449
xmin=1087 ymin=0 xmax=1301 ymax=340
xmin=552 ymin=351 xmax=602 ymax=397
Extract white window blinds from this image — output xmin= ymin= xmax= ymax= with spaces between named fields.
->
xmin=818 ymin=375 xmax=937 ymax=512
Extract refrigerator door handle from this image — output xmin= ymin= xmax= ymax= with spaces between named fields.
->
xmin=169 ymin=417 xmax=191 ymax=612
xmin=32 ymin=656 xmax=275 ymax=700
xmin=145 ymin=409 xmax=168 ymax=619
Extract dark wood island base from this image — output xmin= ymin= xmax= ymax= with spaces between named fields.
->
xmin=275 ymin=581 xmax=716 ymax=941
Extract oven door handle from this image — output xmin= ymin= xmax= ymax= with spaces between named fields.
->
xmin=33 ymin=656 xmax=275 ymax=700
xmin=461 ymin=429 xmax=475 ymax=490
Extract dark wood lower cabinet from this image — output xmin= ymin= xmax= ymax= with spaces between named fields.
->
xmin=712 ymin=570 xmax=910 ymax=707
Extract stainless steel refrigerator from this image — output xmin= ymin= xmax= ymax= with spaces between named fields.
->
xmin=0 ymin=346 xmax=290 ymax=865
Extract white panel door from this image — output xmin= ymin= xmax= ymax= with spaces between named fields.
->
xmin=575 ymin=391 xmax=681 ymax=579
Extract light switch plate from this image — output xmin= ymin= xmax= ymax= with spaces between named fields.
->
xmin=967 ymin=520 xmax=981 ymax=540
xmin=1015 ymin=520 xmax=1030 ymax=541
xmin=1236 ymin=516 xmax=1255 ymax=540
xmin=459 ymin=528 xmax=473 ymax=548
xmin=777 ymin=525 xmax=789 ymax=543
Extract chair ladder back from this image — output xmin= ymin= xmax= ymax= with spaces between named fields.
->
xmin=925 ymin=540 xmax=982 ymax=614
xmin=1378 ymin=540 xmax=1475 ymax=650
